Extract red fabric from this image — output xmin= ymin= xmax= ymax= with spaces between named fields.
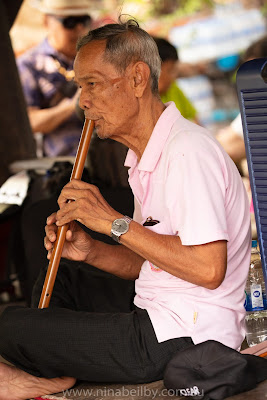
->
xmin=34 ymin=397 xmax=59 ymax=400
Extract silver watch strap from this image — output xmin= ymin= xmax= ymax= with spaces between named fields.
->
xmin=122 ymin=216 xmax=132 ymax=224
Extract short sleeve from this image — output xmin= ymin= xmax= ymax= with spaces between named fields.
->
xmin=165 ymin=146 xmax=229 ymax=245
xmin=17 ymin=58 xmax=41 ymax=107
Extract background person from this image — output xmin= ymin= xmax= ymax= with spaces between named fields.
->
xmin=0 ymin=19 xmax=251 ymax=400
xmin=17 ymin=0 xmax=92 ymax=157
xmin=153 ymin=37 xmax=198 ymax=123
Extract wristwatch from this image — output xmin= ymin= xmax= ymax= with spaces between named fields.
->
xmin=111 ymin=216 xmax=132 ymax=243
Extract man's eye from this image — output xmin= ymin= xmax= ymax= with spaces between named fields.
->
xmin=88 ymin=82 xmax=96 ymax=87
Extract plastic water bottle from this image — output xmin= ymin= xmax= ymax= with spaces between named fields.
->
xmin=244 ymin=240 xmax=267 ymax=347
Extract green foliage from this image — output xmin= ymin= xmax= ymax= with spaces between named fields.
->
xmin=150 ymin=0 xmax=214 ymax=17
xmin=175 ymin=0 xmax=213 ymax=16
xmin=261 ymin=2 xmax=267 ymax=17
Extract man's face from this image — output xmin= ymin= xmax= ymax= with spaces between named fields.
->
xmin=158 ymin=59 xmax=178 ymax=95
xmin=74 ymin=40 xmax=138 ymax=140
xmin=46 ymin=15 xmax=90 ymax=59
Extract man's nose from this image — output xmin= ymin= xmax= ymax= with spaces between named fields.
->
xmin=79 ymin=91 xmax=91 ymax=110
xmin=74 ymin=24 xmax=89 ymax=36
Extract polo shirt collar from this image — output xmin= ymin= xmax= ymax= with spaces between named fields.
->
xmin=125 ymin=101 xmax=181 ymax=172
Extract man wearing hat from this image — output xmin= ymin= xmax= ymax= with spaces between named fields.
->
xmin=17 ymin=0 xmax=92 ymax=157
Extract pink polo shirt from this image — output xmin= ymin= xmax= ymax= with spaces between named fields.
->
xmin=125 ymin=102 xmax=251 ymax=350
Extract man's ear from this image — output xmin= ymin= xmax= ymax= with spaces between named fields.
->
xmin=131 ymin=62 xmax=151 ymax=97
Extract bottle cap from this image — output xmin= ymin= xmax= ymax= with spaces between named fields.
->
xmin=252 ymin=240 xmax=258 ymax=248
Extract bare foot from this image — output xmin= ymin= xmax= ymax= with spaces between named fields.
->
xmin=0 ymin=362 xmax=76 ymax=400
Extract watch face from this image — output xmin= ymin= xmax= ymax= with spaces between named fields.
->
xmin=113 ymin=219 xmax=128 ymax=233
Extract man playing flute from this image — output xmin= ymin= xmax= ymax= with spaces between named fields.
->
xmin=0 ymin=18 xmax=251 ymax=399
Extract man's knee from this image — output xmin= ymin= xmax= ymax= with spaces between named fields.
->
xmin=0 ymin=306 xmax=35 ymax=356
xmin=0 ymin=306 xmax=51 ymax=376
xmin=0 ymin=306 xmax=45 ymax=362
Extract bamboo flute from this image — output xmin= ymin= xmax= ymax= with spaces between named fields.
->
xmin=38 ymin=118 xmax=94 ymax=309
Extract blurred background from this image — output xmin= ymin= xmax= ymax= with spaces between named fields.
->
xmin=10 ymin=0 xmax=267 ymax=132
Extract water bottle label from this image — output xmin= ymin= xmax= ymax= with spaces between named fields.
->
xmin=251 ymin=284 xmax=264 ymax=309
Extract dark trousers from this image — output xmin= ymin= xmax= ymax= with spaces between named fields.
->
xmin=0 ymin=260 xmax=193 ymax=382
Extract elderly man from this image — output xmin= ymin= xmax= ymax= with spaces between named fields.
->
xmin=0 ymin=19 xmax=251 ymax=399
xmin=17 ymin=0 xmax=92 ymax=157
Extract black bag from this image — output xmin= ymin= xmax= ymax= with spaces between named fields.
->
xmin=164 ymin=340 xmax=267 ymax=399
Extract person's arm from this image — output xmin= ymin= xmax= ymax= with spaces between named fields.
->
xmin=118 ymin=222 xmax=227 ymax=289
xmin=53 ymin=180 xmax=227 ymax=289
xmin=28 ymin=90 xmax=80 ymax=134
xmin=17 ymin=57 xmax=80 ymax=134
xmin=216 ymin=125 xmax=246 ymax=164
xmin=84 ymin=219 xmax=227 ymax=289
xmin=86 ymin=238 xmax=145 ymax=280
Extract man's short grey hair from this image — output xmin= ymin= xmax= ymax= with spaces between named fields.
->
xmin=77 ymin=17 xmax=161 ymax=94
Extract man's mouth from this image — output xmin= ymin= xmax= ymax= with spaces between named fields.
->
xmin=84 ymin=115 xmax=99 ymax=123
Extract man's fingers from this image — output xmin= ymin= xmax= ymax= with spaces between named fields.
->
xmin=44 ymin=214 xmax=58 ymax=256
xmin=47 ymin=249 xmax=53 ymax=260
xmin=44 ymin=234 xmax=54 ymax=251
xmin=46 ymin=231 xmax=57 ymax=245
xmin=58 ymin=181 xmax=101 ymax=206
xmin=65 ymin=179 xmax=94 ymax=189
xmin=45 ymin=224 xmax=57 ymax=241
xmin=57 ymin=188 xmax=86 ymax=207
xmin=65 ymin=229 xmax=73 ymax=241
xmin=56 ymin=203 xmax=74 ymax=226
xmin=46 ymin=212 xmax=57 ymax=225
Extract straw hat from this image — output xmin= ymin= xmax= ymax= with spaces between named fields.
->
xmin=31 ymin=0 xmax=91 ymax=16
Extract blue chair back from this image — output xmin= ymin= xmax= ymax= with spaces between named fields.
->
xmin=236 ymin=57 xmax=267 ymax=289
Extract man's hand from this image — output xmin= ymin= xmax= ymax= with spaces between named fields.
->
xmin=44 ymin=212 xmax=95 ymax=263
xmin=56 ymin=180 xmax=122 ymax=236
